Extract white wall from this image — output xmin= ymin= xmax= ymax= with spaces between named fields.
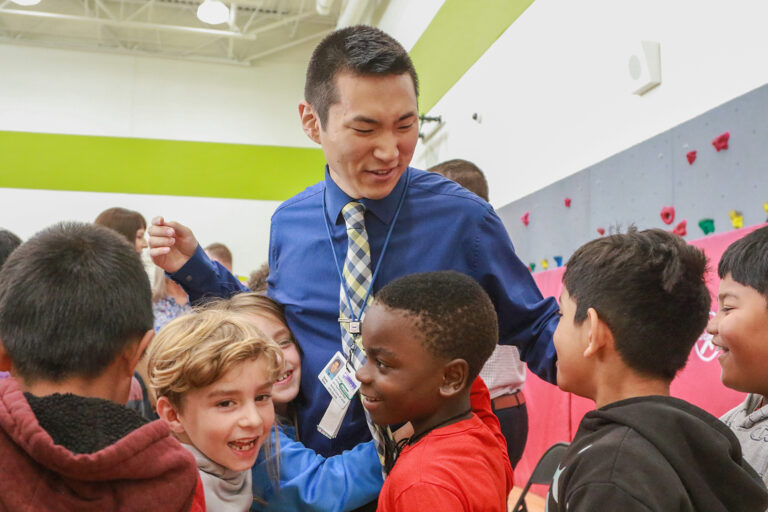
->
xmin=0 ymin=43 xmax=318 ymax=276
xmin=413 ymin=0 xmax=768 ymax=208
xmin=0 ymin=188 xmax=278 ymax=279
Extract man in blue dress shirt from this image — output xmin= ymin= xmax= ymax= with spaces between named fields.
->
xmin=148 ymin=26 xmax=559 ymax=461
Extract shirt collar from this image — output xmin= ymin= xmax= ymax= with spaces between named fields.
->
xmin=324 ymin=166 xmax=410 ymax=225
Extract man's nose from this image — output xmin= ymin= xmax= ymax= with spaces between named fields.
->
xmin=373 ymin=132 xmax=399 ymax=164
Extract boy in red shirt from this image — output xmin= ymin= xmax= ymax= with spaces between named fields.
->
xmin=356 ymin=271 xmax=513 ymax=511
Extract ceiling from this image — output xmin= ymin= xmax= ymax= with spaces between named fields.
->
xmin=0 ymin=0 xmax=379 ymax=66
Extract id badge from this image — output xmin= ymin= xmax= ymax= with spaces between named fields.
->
xmin=318 ymin=351 xmax=361 ymax=408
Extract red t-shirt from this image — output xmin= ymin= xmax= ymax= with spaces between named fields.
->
xmin=377 ymin=378 xmax=513 ymax=511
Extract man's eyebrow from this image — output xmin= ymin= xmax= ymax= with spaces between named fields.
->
xmin=351 ymin=115 xmax=379 ymax=124
xmin=398 ymin=112 xmax=417 ymax=121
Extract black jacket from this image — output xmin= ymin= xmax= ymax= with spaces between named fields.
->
xmin=547 ymin=396 xmax=768 ymax=512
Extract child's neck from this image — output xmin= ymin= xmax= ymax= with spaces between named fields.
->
xmin=410 ymin=393 xmax=472 ymax=441
xmin=593 ymin=365 xmax=670 ymax=409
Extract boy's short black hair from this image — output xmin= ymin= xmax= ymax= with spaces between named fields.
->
xmin=429 ymin=159 xmax=489 ymax=201
xmin=564 ymin=228 xmax=710 ymax=380
xmin=0 ymin=229 xmax=22 ymax=269
xmin=375 ymin=271 xmax=497 ymax=382
xmin=0 ymin=222 xmax=153 ymax=383
xmin=305 ymin=25 xmax=419 ymax=127
xmin=718 ymin=225 xmax=768 ymax=304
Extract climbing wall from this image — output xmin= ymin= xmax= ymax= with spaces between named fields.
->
xmin=498 ymin=83 xmax=768 ymax=271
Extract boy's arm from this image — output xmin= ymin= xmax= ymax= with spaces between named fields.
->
xmin=391 ymin=484 xmax=465 ymax=511
xmin=251 ymin=427 xmax=383 ymax=512
xmin=470 ymin=377 xmax=514 ymax=490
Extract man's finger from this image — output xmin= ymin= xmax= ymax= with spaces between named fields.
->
xmin=149 ymin=246 xmax=171 ymax=257
xmin=148 ymin=235 xmax=175 ymax=248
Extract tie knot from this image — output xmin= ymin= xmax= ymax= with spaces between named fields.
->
xmin=342 ymin=201 xmax=366 ymax=230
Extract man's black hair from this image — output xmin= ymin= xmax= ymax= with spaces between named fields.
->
xmin=563 ymin=227 xmax=710 ymax=381
xmin=305 ymin=25 xmax=419 ymax=127
xmin=718 ymin=225 xmax=768 ymax=305
xmin=374 ymin=271 xmax=497 ymax=382
xmin=429 ymin=159 xmax=489 ymax=201
xmin=0 ymin=222 xmax=153 ymax=383
xmin=0 ymin=229 xmax=22 ymax=269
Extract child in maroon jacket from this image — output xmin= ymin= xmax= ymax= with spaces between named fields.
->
xmin=0 ymin=222 xmax=203 ymax=512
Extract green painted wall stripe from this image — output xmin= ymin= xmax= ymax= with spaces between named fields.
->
xmin=410 ymin=0 xmax=536 ymax=114
xmin=0 ymin=131 xmax=326 ymax=201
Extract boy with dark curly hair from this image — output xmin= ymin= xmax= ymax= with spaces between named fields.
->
xmin=356 ymin=270 xmax=513 ymax=511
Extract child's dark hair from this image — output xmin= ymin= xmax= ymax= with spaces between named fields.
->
xmin=305 ymin=25 xmax=418 ymax=127
xmin=0 ymin=222 xmax=153 ymax=383
xmin=0 ymin=229 xmax=22 ymax=269
xmin=718 ymin=225 xmax=768 ymax=303
xmin=375 ymin=271 xmax=497 ymax=382
xmin=563 ymin=227 xmax=710 ymax=380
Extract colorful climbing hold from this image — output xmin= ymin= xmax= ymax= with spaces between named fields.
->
xmin=541 ymin=259 xmax=549 ymax=270
xmin=673 ymin=220 xmax=687 ymax=237
xmin=686 ymin=151 xmax=697 ymax=165
xmin=712 ymin=131 xmax=730 ymax=152
xmin=521 ymin=211 xmax=530 ymax=226
xmin=763 ymin=202 xmax=768 ymax=214
xmin=698 ymin=218 xmax=715 ymax=235
xmin=660 ymin=206 xmax=675 ymax=225
xmin=529 ymin=262 xmax=536 ymax=272
xmin=554 ymin=256 xmax=563 ymax=267
xmin=564 ymin=197 xmax=572 ymax=207
xmin=597 ymin=227 xmax=605 ymax=236
xmin=729 ymin=210 xmax=744 ymax=229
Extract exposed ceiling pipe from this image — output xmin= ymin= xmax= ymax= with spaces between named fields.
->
xmin=336 ymin=0 xmax=372 ymax=29
xmin=316 ymin=0 xmax=335 ymax=16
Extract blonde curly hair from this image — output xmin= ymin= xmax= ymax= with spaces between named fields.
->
xmin=146 ymin=308 xmax=283 ymax=409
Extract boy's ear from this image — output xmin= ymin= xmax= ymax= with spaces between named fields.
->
xmin=0 ymin=339 xmax=12 ymax=372
xmin=156 ymin=396 xmax=187 ymax=435
xmin=439 ymin=359 xmax=469 ymax=398
xmin=583 ymin=307 xmax=613 ymax=358
xmin=124 ymin=330 xmax=154 ymax=376
xmin=298 ymin=101 xmax=322 ymax=144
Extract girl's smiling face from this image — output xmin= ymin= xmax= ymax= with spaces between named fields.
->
xmin=243 ymin=313 xmax=302 ymax=408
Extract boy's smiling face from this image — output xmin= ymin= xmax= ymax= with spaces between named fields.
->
xmin=355 ymin=303 xmax=447 ymax=433
xmin=173 ymin=357 xmax=275 ymax=471
xmin=708 ymin=274 xmax=768 ymax=395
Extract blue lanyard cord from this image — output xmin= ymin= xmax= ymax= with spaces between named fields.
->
xmin=322 ymin=171 xmax=410 ymax=322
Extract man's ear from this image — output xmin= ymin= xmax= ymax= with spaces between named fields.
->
xmin=125 ymin=330 xmax=154 ymax=376
xmin=583 ymin=307 xmax=612 ymax=359
xmin=439 ymin=359 xmax=469 ymax=398
xmin=156 ymin=396 xmax=186 ymax=435
xmin=298 ymin=101 xmax=322 ymax=144
xmin=0 ymin=339 xmax=12 ymax=372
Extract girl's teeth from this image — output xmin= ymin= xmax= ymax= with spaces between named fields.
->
xmin=229 ymin=439 xmax=257 ymax=451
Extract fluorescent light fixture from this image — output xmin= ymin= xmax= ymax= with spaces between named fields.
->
xmin=197 ymin=0 xmax=229 ymax=25
xmin=11 ymin=0 xmax=42 ymax=6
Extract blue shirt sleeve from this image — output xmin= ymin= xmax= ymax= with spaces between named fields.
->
xmin=471 ymin=208 xmax=560 ymax=383
xmin=251 ymin=426 xmax=383 ymax=512
xmin=169 ymin=244 xmax=249 ymax=302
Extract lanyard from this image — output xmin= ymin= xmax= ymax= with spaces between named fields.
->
xmin=322 ymin=170 xmax=410 ymax=324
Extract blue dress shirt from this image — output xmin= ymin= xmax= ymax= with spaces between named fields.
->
xmin=172 ymin=167 xmax=559 ymax=457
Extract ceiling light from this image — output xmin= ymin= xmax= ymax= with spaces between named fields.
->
xmin=11 ymin=0 xmax=42 ymax=6
xmin=197 ymin=0 xmax=229 ymax=25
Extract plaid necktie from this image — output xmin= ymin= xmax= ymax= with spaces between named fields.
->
xmin=339 ymin=201 xmax=394 ymax=472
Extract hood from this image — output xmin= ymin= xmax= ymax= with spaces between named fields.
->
xmin=581 ymin=395 xmax=768 ymax=512
xmin=0 ymin=378 xmax=199 ymax=511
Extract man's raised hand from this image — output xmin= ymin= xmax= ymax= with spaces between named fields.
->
xmin=148 ymin=217 xmax=198 ymax=273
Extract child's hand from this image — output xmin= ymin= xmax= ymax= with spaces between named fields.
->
xmin=148 ymin=216 xmax=199 ymax=273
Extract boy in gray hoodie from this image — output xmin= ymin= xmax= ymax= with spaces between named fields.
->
xmin=708 ymin=225 xmax=768 ymax=484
